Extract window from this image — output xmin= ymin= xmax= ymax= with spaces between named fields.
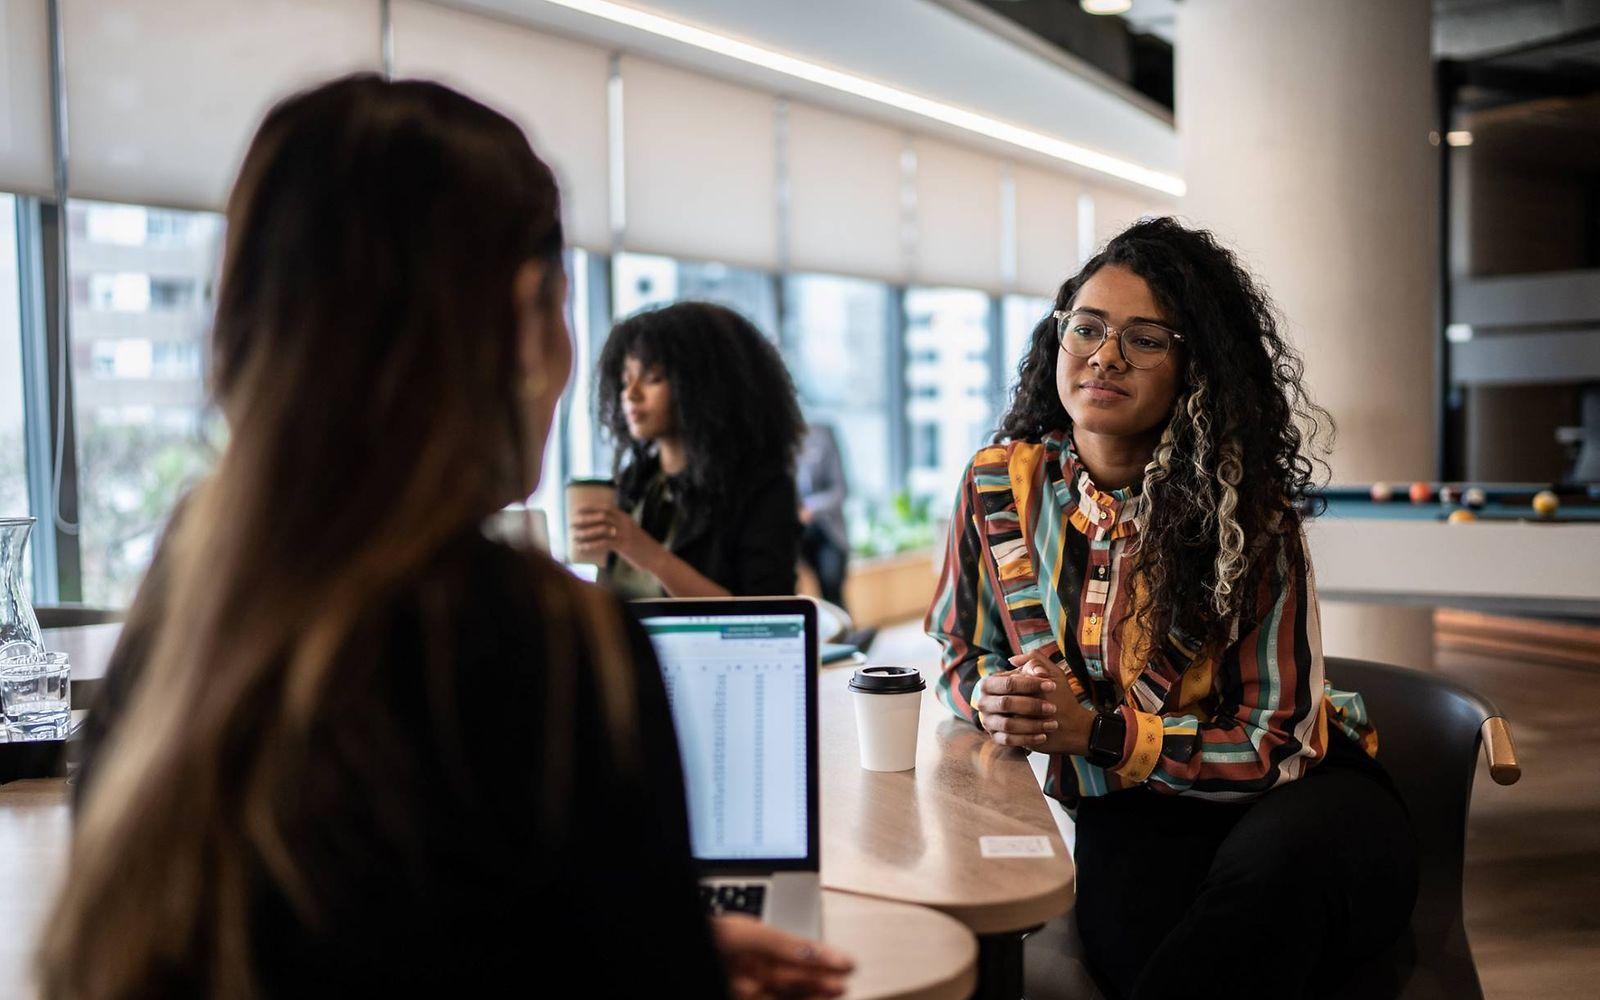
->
xmin=1000 ymin=294 xmax=1052 ymax=416
xmin=903 ymin=287 xmax=993 ymax=505
xmin=780 ymin=273 xmax=893 ymax=553
xmin=68 ymin=200 xmax=224 ymax=606
xmin=1 ymin=195 xmax=29 ymax=533
xmin=611 ymin=252 xmax=779 ymax=338
xmin=524 ymin=249 xmax=600 ymax=562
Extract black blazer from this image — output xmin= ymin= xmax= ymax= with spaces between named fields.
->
xmin=611 ymin=460 xmax=801 ymax=596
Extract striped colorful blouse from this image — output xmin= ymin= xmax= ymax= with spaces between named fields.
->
xmin=925 ymin=431 xmax=1375 ymax=807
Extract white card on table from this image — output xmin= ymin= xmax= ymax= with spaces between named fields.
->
xmin=979 ymin=835 xmax=1054 ymax=858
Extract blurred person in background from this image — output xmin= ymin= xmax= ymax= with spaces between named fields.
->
xmin=580 ymin=302 xmax=805 ymax=599
xmin=797 ymin=423 xmax=850 ymax=609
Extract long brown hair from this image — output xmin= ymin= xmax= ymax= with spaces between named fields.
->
xmin=40 ymin=75 xmax=619 ymax=997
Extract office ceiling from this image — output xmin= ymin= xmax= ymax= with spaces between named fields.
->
xmin=969 ymin=0 xmax=1174 ymax=110
xmin=454 ymin=0 xmax=1179 ymax=178
xmin=967 ymin=0 xmax=1600 ymax=115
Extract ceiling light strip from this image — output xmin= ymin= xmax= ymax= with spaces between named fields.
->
xmin=537 ymin=0 xmax=1186 ymax=197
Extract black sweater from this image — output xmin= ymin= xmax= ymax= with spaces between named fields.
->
xmin=603 ymin=457 xmax=801 ymax=597
xmin=75 ymin=529 xmax=727 ymax=998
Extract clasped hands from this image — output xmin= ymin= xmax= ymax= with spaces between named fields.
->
xmin=973 ymin=651 xmax=1093 ymax=756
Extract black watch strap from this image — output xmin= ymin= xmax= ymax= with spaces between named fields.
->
xmin=1087 ymin=710 xmax=1127 ymax=769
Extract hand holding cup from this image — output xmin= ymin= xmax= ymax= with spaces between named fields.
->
xmin=564 ymin=478 xmax=617 ymax=565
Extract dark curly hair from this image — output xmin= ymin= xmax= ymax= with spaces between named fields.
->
xmin=999 ymin=216 xmax=1332 ymax=650
xmin=598 ymin=302 xmax=804 ymax=538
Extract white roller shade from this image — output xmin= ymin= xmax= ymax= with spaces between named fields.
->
xmin=0 ymin=0 xmax=53 ymax=196
xmin=1092 ymin=188 xmax=1166 ymax=246
xmin=786 ymin=102 xmax=904 ymax=283
xmin=912 ymin=138 xmax=1003 ymax=291
xmin=391 ymin=1 xmax=610 ymax=251
xmin=63 ymin=0 xmax=381 ymax=210
xmin=620 ymin=57 xmax=777 ymax=270
xmin=1014 ymin=165 xmax=1081 ymax=297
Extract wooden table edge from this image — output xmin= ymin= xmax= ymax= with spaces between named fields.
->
xmin=822 ymin=889 xmax=978 ymax=1000
xmin=825 ymin=878 xmax=1075 ymax=937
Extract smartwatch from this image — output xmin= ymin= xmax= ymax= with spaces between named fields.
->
xmin=1086 ymin=709 xmax=1127 ymax=769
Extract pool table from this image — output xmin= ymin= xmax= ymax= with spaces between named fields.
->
xmin=1303 ymin=483 xmax=1600 ymax=617
xmin=1311 ymin=483 xmax=1600 ymax=524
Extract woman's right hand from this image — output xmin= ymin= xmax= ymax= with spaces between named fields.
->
xmin=570 ymin=507 xmax=661 ymax=569
xmin=712 ymin=914 xmax=854 ymax=999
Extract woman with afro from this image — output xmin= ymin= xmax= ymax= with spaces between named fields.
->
xmin=927 ymin=217 xmax=1418 ymax=998
xmin=578 ymin=302 xmax=804 ymax=598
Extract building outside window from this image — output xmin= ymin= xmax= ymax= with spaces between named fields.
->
xmin=999 ymin=294 xmax=1052 ymax=415
xmin=611 ymin=252 xmax=779 ymax=338
xmin=780 ymin=273 xmax=894 ymax=554
xmin=903 ymin=287 xmax=993 ymax=508
xmin=68 ymin=200 xmax=224 ymax=606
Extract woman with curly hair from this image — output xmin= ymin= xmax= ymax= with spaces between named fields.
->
xmin=926 ymin=217 xmax=1418 ymax=998
xmin=578 ymin=302 xmax=805 ymax=598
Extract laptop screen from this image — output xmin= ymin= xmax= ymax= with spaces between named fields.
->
xmin=640 ymin=612 xmax=810 ymax=862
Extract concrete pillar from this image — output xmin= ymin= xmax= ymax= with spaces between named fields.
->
xmin=1318 ymin=603 xmax=1436 ymax=675
xmin=1177 ymin=0 xmax=1438 ymax=667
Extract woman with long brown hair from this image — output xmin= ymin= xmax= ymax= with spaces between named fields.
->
xmin=40 ymin=75 xmax=849 ymax=998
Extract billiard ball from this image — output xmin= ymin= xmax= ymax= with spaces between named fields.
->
xmin=1448 ymin=509 xmax=1477 ymax=524
xmin=1463 ymin=487 xmax=1487 ymax=509
xmin=1439 ymin=485 xmax=1460 ymax=505
xmin=1370 ymin=482 xmax=1394 ymax=503
xmin=1409 ymin=481 xmax=1433 ymax=504
xmin=1532 ymin=490 xmax=1559 ymax=518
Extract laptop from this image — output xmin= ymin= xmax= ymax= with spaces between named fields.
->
xmin=632 ymin=597 xmax=822 ymax=939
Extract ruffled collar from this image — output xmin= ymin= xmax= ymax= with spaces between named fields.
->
xmin=1045 ymin=431 xmax=1143 ymax=540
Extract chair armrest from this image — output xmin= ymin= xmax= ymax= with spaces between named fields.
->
xmin=1481 ymin=716 xmax=1521 ymax=786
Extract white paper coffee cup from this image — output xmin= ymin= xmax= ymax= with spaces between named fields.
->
xmin=565 ymin=478 xmax=616 ymax=565
xmin=850 ymin=666 xmax=926 ymax=772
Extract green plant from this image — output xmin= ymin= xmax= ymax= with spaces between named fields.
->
xmin=852 ymin=490 xmax=938 ymax=558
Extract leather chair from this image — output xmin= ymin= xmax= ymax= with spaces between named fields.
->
xmin=1317 ymin=656 xmax=1519 ymax=1000
xmin=1023 ymin=656 xmax=1520 ymax=1000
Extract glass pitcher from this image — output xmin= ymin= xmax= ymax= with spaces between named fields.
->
xmin=0 ymin=517 xmax=42 ymax=661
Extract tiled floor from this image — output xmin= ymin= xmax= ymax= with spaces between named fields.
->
xmin=868 ymin=621 xmax=1600 ymax=999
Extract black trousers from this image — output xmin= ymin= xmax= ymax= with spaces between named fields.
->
xmin=1071 ymin=735 xmax=1419 ymax=1000
xmin=799 ymin=522 xmax=848 ymax=609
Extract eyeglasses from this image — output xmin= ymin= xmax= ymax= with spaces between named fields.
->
xmin=1052 ymin=310 xmax=1184 ymax=370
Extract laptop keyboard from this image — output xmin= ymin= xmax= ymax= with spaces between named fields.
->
xmin=700 ymin=883 xmax=767 ymax=918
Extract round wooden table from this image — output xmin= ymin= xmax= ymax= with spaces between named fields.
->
xmin=823 ymin=891 xmax=976 ymax=1000
xmin=0 ymin=779 xmax=977 ymax=1000
xmin=819 ymin=665 xmax=1075 ymax=931
xmin=0 ymin=779 xmax=69 ymax=999
xmin=819 ymin=663 xmax=1075 ymax=998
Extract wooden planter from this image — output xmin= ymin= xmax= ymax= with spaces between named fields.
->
xmin=798 ymin=548 xmax=941 ymax=628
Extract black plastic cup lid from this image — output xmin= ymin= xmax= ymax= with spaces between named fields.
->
xmin=849 ymin=665 xmax=925 ymax=694
xmin=566 ymin=477 xmax=615 ymax=487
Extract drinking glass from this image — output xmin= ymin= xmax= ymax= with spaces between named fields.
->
xmin=1 ymin=651 xmax=71 ymax=741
